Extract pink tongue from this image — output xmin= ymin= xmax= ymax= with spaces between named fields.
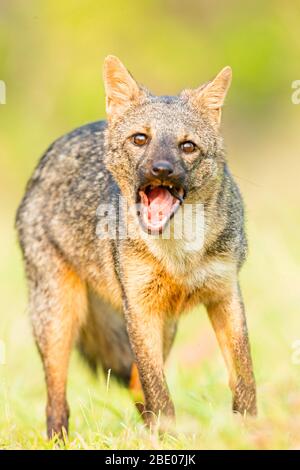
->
xmin=147 ymin=187 xmax=174 ymax=222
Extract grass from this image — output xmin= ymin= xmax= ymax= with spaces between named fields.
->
xmin=1 ymin=298 xmax=300 ymax=450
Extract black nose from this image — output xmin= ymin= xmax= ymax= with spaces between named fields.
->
xmin=151 ymin=160 xmax=174 ymax=179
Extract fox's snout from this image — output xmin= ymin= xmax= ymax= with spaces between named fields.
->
xmin=137 ymin=155 xmax=186 ymax=191
xmin=151 ymin=160 xmax=174 ymax=178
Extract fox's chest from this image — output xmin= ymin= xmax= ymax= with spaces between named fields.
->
xmin=178 ymin=259 xmax=235 ymax=294
xmin=147 ymin=238 xmax=236 ymax=293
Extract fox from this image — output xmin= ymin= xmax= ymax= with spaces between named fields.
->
xmin=16 ymin=55 xmax=257 ymax=438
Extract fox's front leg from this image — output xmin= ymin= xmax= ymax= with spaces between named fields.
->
xmin=121 ymin=254 xmax=175 ymax=431
xmin=206 ymin=282 xmax=257 ymax=415
xmin=125 ymin=305 xmax=175 ymax=430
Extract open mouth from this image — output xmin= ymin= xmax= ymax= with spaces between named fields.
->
xmin=137 ymin=182 xmax=185 ymax=234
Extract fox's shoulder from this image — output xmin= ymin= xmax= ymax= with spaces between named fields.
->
xmin=23 ymin=120 xmax=108 ymax=193
xmin=36 ymin=120 xmax=107 ymax=171
xmin=50 ymin=120 xmax=107 ymax=153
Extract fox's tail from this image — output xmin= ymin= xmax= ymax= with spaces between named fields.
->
xmin=77 ymin=288 xmax=134 ymax=384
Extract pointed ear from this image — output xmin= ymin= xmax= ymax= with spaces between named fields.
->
xmin=184 ymin=66 xmax=232 ymax=126
xmin=103 ymin=55 xmax=145 ymax=121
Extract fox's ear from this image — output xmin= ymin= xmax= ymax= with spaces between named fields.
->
xmin=103 ymin=55 xmax=144 ymax=120
xmin=185 ymin=66 xmax=232 ymax=126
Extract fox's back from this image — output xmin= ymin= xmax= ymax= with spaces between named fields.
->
xmin=16 ymin=120 xmax=124 ymax=305
xmin=18 ymin=120 xmax=110 ymax=218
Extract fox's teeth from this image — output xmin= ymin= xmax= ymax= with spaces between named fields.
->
xmin=169 ymin=185 xmax=173 ymax=189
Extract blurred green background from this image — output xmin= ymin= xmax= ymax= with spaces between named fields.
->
xmin=1 ymin=0 xmax=300 ymax=449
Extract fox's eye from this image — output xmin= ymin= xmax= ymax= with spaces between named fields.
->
xmin=180 ymin=141 xmax=197 ymax=154
xmin=131 ymin=133 xmax=148 ymax=146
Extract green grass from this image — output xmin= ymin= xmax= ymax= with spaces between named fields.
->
xmin=1 ymin=295 xmax=300 ymax=450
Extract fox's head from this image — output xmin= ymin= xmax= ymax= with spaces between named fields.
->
xmin=103 ymin=55 xmax=231 ymax=235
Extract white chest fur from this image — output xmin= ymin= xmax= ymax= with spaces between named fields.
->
xmin=147 ymin=237 xmax=236 ymax=291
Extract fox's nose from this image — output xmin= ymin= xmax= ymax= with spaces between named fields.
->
xmin=151 ymin=160 xmax=174 ymax=179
